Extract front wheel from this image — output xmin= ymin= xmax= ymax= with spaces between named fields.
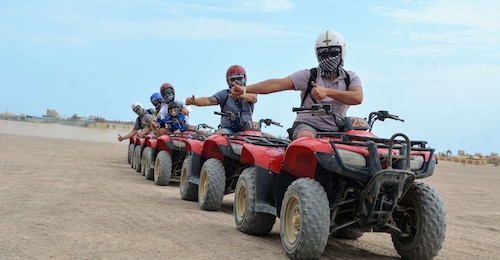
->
xmin=234 ymin=167 xmax=276 ymax=235
xmin=280 ymin=178 xmax=330 ymax=260
xmin=198 ymin=158 xmax=225 ymax=211
xmin=154 ymin=151 xmax=172 ymax=186
xmin=391 ymin=182 xmax=446 ymax=260
xmin=180 ymin=155 xmax=198 ymax=201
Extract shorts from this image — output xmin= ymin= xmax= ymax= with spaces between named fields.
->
xmin=291 ymin=123 xmax=318 ymax=140
xmin=219 ymin=127 xmax=236 ymax=135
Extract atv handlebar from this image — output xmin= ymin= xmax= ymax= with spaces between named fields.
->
xmin=292 ymin=104 xmax=332 ymax=114
xmin=368 ymin=110 xmax=404 ymax=123
xmin=214 ymin=111 xmax=240 ymax=120
xmin=259 ymin=118 xmax=283 ymax=128
xmin=197 ymin=123 xmax=214 ymax=130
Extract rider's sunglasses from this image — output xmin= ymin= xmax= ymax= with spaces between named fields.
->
xmin=162 ymin=88 xmax=174 ymax=96
xmin=133 ymin=106 xmax=141 ymax=114
xmin=317 ymin=46 xmax=341 ymax=59
xmin=228 ymin=75 xmax=244 ymax=84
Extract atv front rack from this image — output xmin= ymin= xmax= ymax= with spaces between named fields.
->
xmin=315 ymin=132 xmax=435 ymax=182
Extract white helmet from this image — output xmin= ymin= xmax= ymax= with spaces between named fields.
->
xmin=131 ymin=101 xmax=143 ymax=115
xmin=315 ymin=30 xmax=346 ymax=62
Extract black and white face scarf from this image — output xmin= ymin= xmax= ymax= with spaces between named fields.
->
xmin=317 ymin=46 xmax=343 ymax=77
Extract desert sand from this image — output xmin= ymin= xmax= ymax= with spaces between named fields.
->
xmin=0 ymin=120 xmax=499 ymax=259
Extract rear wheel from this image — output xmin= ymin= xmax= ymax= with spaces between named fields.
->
xmin=154 ymin=151 xmax=172 ymax=186
xmin=128 ymin=143 xmax=135 ymax=165
xmin=234 ymin=167 xmax=276 ymax=235
xmin=391 ymin=182 xmax=446 ymax=260
xmin=133 ymin=145 xmax=142 ymax=172
xmin=280 ymin=178 xmax=330 ymax=260
xmin=180 ymin=155 xmax=198 ymax=201
xmin=198 ymin=158 xmax=225 ymax=211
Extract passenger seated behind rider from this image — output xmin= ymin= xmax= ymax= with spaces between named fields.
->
xmin=158 ymin=82 xmax=194 ymax=135
xmin=159 ymin=102 xmax=187 ymax=133
xmin=230 ymin=30 xmax=363 ymax=140
xmin=185 ymin=64 xmax=257 ymax=135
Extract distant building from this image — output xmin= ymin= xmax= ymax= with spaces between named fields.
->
xmin=44 ymin=109 xmax=61 ymax=119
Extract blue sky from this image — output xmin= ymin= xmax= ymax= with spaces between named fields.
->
xmin=1 ymin=0 xmax=499 ymax=155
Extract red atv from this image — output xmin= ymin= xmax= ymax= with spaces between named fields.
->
xmin=152 ymin=124 xmax=214 ymax=186
xmin=140 ymin=133 xmax=172 ymax=181
xmin=179 ymin=111 xmax=289 ymax=212
xmin=130 ymin=133 xmax=155 ymax=173
xmin=234 ymin=105 xmax=446 ymax=260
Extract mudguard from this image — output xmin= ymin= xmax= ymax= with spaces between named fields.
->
xmin=240 ymin=144 xmax=285 ymax=174
xmin=201 ymin=135 xmax=226 ymax=161
xmin=281 ymin=137 xmax=334 ymax=179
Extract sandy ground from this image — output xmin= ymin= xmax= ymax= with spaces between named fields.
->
xmin=0 ymin=120 xmax=499 ymax=260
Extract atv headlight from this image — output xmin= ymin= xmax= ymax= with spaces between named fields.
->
xmin=410 ymin=155 xmax=424 ymax=170
xmin=230 ymin=143 xmax=243 ymax=155
xmin=337 ymin=149 xmax=366 ymax=168
xmin=172 ymin=140 xmax=186 ymax=149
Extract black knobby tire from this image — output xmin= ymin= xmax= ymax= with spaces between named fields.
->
xmin=140 ymin=147 xmax=149 ymax=176
xmin=280 ymin=178 xmax=330 ymax=260
xmin=143 ymin=147 xmax=155 ymax=180
xmin=130 ymin=144 xmax=137 ymax=169
xmin=154 ymin=150 xmax=172 ymax=186
xmin=198 ymin=158 xmax=225 ymax=211
xmin=234 ymin=167 xmax=276 ymax=235
xmin=391 ymin=182 xmax=446 ymax=260
xmin=180 ymin=155 xmax=198 ymax=201
xmin=134 ymin=145 xmax=142 ymax=172
xmin=128 ymin=143 xmax=135 ymax=165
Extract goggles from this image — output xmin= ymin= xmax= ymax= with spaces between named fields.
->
xmin=161 ymin=88 xmax=174 ymax=96
xmin=317 ymin=46 xmax=342 ymax=59
xmin=228 ymin=75 xmax=245 ymax=84
xmin=133 ymin=106 xmax=142 ymax=115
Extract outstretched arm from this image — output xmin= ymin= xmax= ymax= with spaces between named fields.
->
xmin=118 ymin=130 xmax=138 ymax=142
xmin=241 ymin=93 xmax=257 ymax=103
xmin=230 ymin=77 xmax=294 ymax=98
xmin=185 ymin=95 xmax=219 ymax=106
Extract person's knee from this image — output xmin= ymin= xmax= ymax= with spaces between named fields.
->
xmin=216 ymin=129 xmax=228 ymax=135
xmin=296 ymin=129 xmax=315 ymax=139
xmin=158 ymin=128 xmax=169 ymax=136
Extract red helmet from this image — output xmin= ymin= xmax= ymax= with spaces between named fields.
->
xmin=226 ymin=65 xmax=246 ymax=87
xmin=160 ymin=82 xmax=175 ymax=103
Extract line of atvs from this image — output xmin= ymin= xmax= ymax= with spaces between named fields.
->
xmin=126 ymin=105 xmax=446 ymax=260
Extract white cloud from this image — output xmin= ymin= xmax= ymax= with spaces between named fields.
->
xmin=238 ymin=0 xmax=296 ymax=12
xmin=372 ymin=0 xmax=500 ymax=49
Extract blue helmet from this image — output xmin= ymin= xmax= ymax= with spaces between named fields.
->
xmin=150 ymin=92 xmax=164 ymax=111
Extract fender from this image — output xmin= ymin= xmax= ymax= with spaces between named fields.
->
xmin=282 ymin=137 xmax=333 ymax=179
xmin=240 ymin=144 xmax=285 ymax=174
xmin=156 ymin=134 xmax=172 ymax=153
xmin=134 ymin=137 xmax=145 ymax=146
xmin=201 ymin=135 xmax=226 ymax=161
xmin=144 ymin=137 xmax=157 ymax=149
xmin=183 ymin=138 xmax=205 ymax=154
